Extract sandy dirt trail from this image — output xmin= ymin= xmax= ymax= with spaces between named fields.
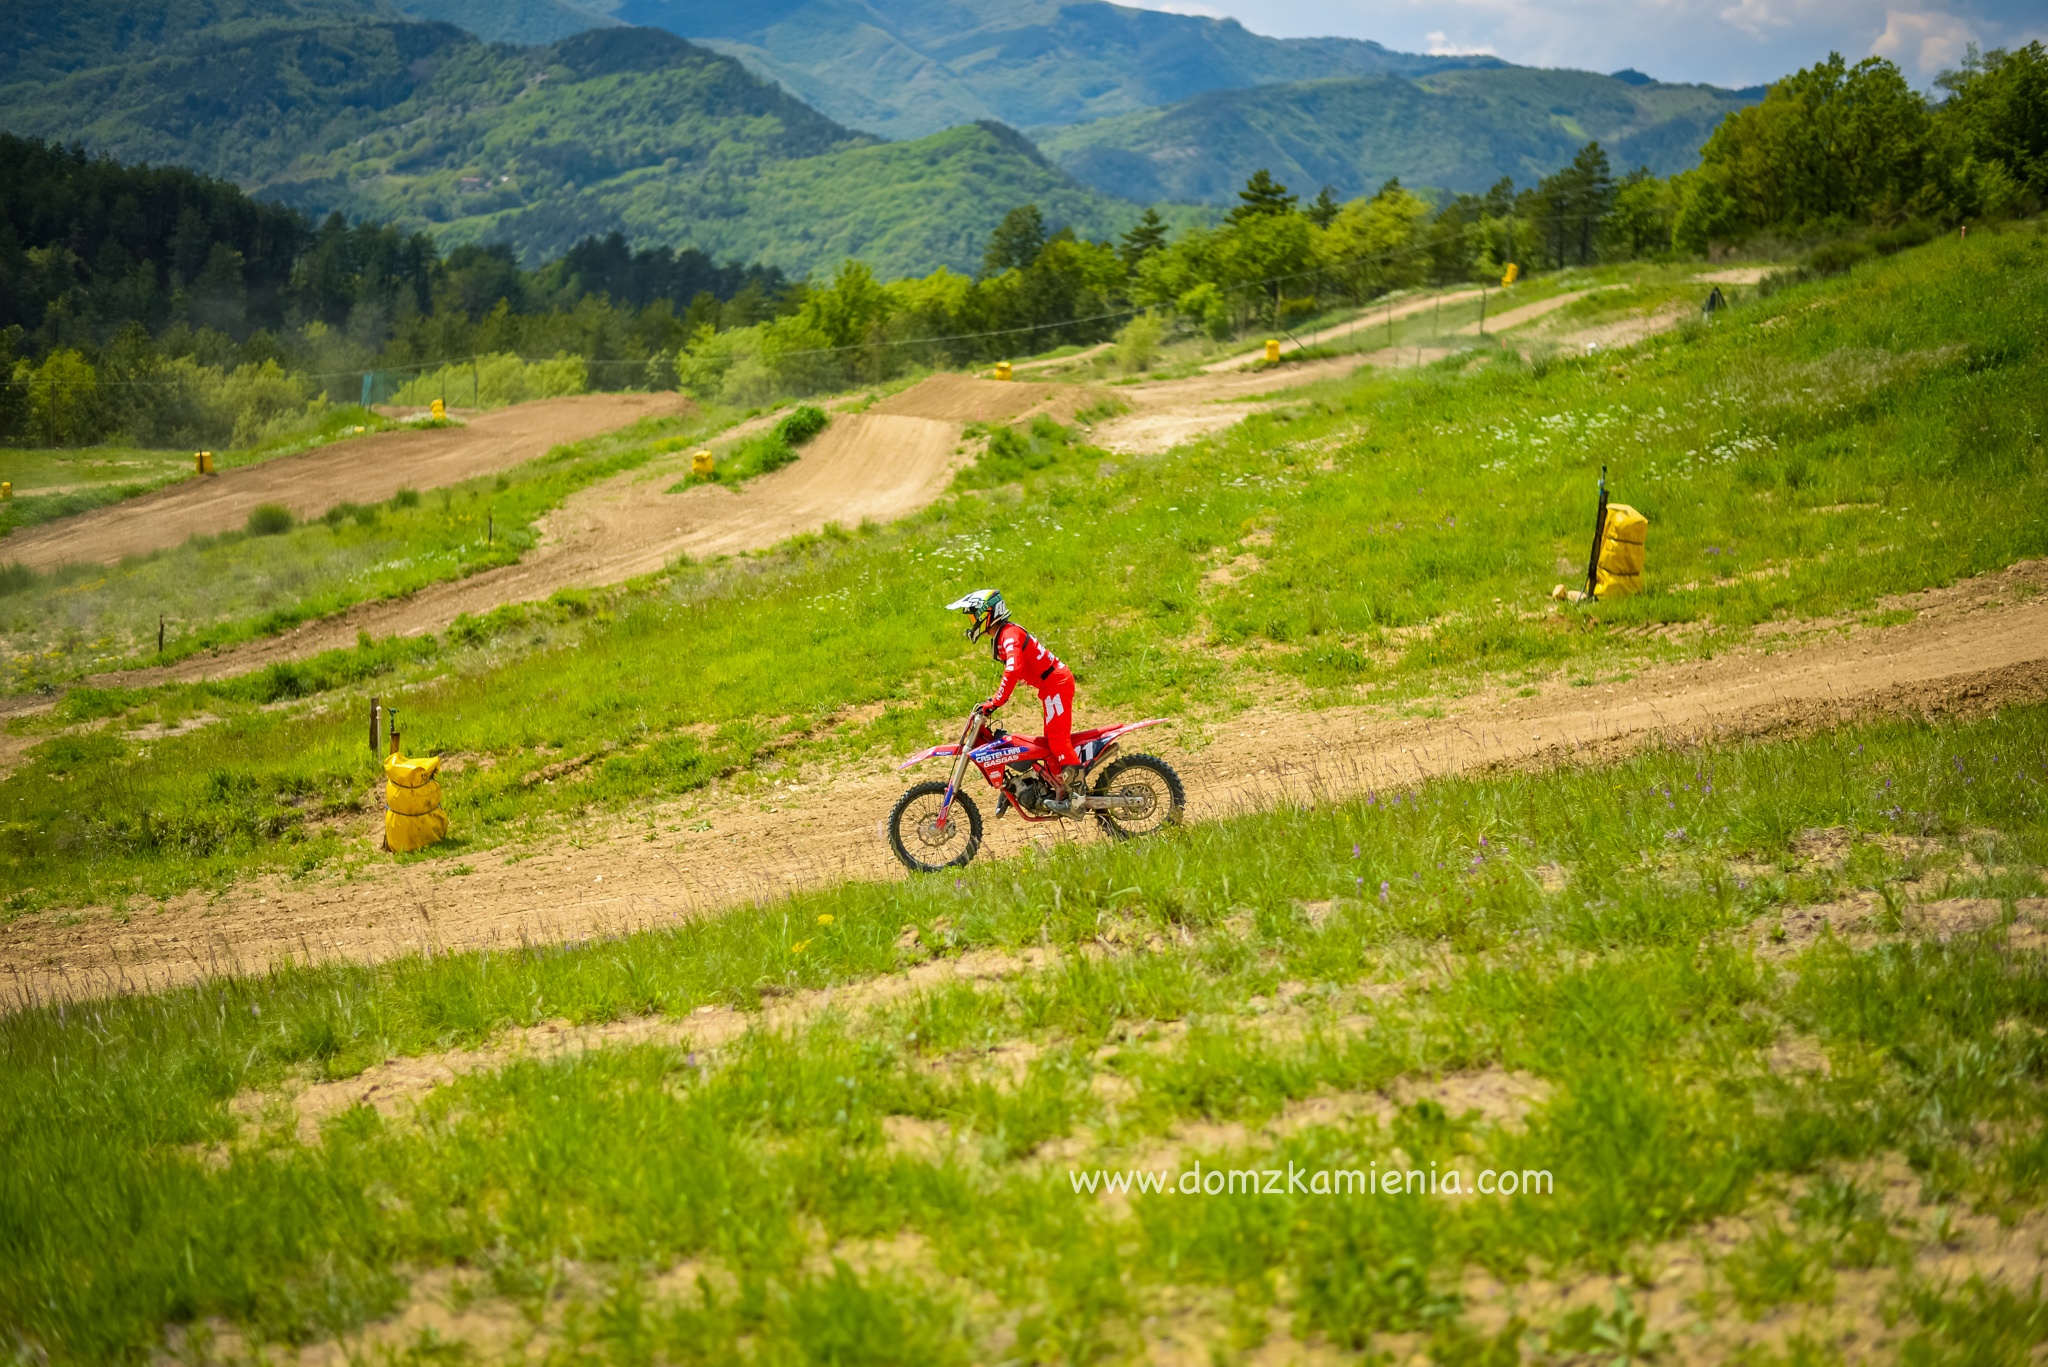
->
xmin=8 ymin=559 xmax=2044 ymax=1008
xmin=83 ymin=378 xmax=1077 ymax=688
xmin=1097 ymin=349 xmax=1449 ymax=454
xmin=1204 ymin=290 xmax=1485 ymax=372
xmin=1455 ymin=288 xmax=1608 ymax=336
xmin=1 ymin=394 xmax=691 ymax=572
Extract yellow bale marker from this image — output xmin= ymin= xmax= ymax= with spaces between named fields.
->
xmin=994 ymin=361 xmax=1013 ymax=381
xmin=691 ymin=449 xmax=715 ymax=476
xmin=1593 ymin=504 xmax=1648 ymax=599
xmin=1 ymin=482 xmax=10 ymax=501
xmin=1501 ymin=263 xmax=1520 ymax=286
xmin=1264 ymin=339 xmax=1281 ymax=363
xmin=383 ymin=751 xmax=449 ymax=852
xmin=431 ymin=398 xmax=446 ymax=420
xmin=195 ymin=451 xmax=214 ymax=473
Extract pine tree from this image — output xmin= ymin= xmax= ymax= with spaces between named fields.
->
xmin=1118 ymin=207 xmax=1168 ymax=268
xmin=1306 ymin=186 xmax=1340 ymax=227
xmin=1229 ymin=169 xmax=1297 ymax=224
xmin=983 ymin=204 xmax=1048 ymax=276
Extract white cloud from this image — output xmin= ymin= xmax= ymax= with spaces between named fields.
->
xmin=1717 ymin=0 xmax=1791 ymax=42
xmin=1119 ymin=0 xmax=2045 ymax=89
xmin=1870 ymin=8 xmax=1976 ymax=75
xmin=1424 ymin=28 xmax=1499 ymax=55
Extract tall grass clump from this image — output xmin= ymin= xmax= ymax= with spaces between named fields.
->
xmin=245 ymin=503 xmax=293 ymax=536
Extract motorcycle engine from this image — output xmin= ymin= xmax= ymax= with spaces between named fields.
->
xmin=1007 ymin=772 xmax=1054 ymax=814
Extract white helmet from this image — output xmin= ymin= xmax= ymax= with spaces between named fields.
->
xmin=946 ymin=588 xmax=1010 ymax=643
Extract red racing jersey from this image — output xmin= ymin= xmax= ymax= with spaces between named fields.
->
xmin=986 ymin=622 xmax=1073 ymax=709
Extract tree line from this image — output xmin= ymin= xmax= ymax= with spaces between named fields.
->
xmin=0 ymin=133 xmax=798 ymax=446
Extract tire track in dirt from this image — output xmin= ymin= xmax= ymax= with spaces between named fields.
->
xmin=9 ymin=562 xmax=2045 ymax=1008
xmin=1 ymin=393 xmax=693 ymax=572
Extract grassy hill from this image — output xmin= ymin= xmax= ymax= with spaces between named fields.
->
xmin=0 ymin=12 xmax=1152 ymax=276
xmin=1040 ymin=66 xmax=1762 ymax=202
xmin=607 ymin=0 xmax=1503 ymax=138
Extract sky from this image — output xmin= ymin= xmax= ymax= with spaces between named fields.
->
xmin=1121 ymin=0 xmax=2046 ymax=88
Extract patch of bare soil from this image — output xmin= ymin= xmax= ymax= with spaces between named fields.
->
xmin=1695 ymin=266 xmax=1771 ymax=285
xmin=7 ymin=561 xmax=2048 ymax=1008
xmin=3 ymin=393 xmax=691 ymax=572
xmin=224 ymin=946 xmax=1045 ymax=1145
xmin=1095 ymin=350 xmax=1445 ymax=455
xmin=1452 ymin=1154 xmax=2048 ymax=1367
xmin=1542 ymin=300 xmax=1690 ymax=353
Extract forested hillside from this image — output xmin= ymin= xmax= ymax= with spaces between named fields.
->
xmin=1041 ymin=67 xmax=1760 ymax=204
xmin=0 ymin=133 xmax=795 ymax=448
xmin=609 ymin=0 xmax=1501 ymax=137
xmin=0 ymin=9 xmax=1153 ymax=276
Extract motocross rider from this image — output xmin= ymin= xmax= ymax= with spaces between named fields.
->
xmin=946 ymin=589 xmax=1085 ymax=806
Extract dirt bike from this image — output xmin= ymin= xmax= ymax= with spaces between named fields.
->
xmin=887 ymin=706 xmax=1185 ymax=873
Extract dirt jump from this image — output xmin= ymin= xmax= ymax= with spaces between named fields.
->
xmin=1 ymin=393 xmax=693 ymax=573
xmin=9 ymin=558 xmax=2045 ymax=1007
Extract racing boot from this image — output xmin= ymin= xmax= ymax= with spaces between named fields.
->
xmin=1058 ymin=765 xmax=1088 ymax=814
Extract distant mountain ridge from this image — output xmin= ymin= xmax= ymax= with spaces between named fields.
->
xmin=1039 ymin=66 xmax=1763 ymax=203
xmin=0 ymin=4 xmax=1163 ymax=277
xmin=598 ymin=0 xmax=1505 ymax=137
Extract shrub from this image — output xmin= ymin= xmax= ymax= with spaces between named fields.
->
xmin=773 ymin=405 xmax=828 ymax=447
xmin=392 ymin=488 xmax=421 ymax=508
xmin=246 ymin=503 xmax=294 ymax=536
xmin=1804 ymin=239 xmax=1874 ymax=276
xmin=1872 ymin=220 xmax=1937 ymax=255
xmin=1115 ymin=313 xmax=1165 ymax=374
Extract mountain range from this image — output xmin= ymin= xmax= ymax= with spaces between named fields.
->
xmin=1040 ymin=66 xmax=1763 ymax=203
xmin=0 ymin=0 xmax=1763 ymax=278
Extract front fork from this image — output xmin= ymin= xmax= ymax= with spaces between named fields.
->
xmin=936 ymin=709 xmax=982 ymax=830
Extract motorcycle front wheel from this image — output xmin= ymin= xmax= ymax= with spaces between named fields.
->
xmin=1090 ymin=754 xmax=1185 ymax=840
xmin=888 ymin=781 xmax=984 ymax=873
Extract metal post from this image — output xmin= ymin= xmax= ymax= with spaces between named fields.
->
xmin=370 ymin=697 xmax=381 ymax=758
xmin=1478 ymin=284 xmax=1488 ymax=337
xmin=157 ymin=615 xmax=164 ymax=655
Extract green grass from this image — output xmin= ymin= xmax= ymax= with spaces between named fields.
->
xmin=1 ymin=702 xmax=2043 ymax=1363
xmin=0 ymin=408 xmax=744 ymax=689
xmin=4 ymin=226 xmax=2043 ymax=911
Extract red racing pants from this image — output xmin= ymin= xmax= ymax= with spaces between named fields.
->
xmin=1038 ymin=677 xmax=1079 ymax=770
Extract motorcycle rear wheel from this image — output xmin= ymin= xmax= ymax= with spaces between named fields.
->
xmin=1090 ymin=754 xmax=1185 ymax=840
xmin=888 ymin=781 xmax=984 ymax=873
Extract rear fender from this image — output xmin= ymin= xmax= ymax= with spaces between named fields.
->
xmin=1092 ymin=718 xmax=1165 ymax=747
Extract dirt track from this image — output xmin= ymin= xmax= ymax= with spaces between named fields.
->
xmin=85 ymin=377 xmax=1079 ymax=687
xmin=1 ymin=394 xmax=692 ymax=572
xmin=9 ymin=558 xmax=2045 ymax=1007
xmin=1205 ymin=289 xmax=1485 ymax=372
